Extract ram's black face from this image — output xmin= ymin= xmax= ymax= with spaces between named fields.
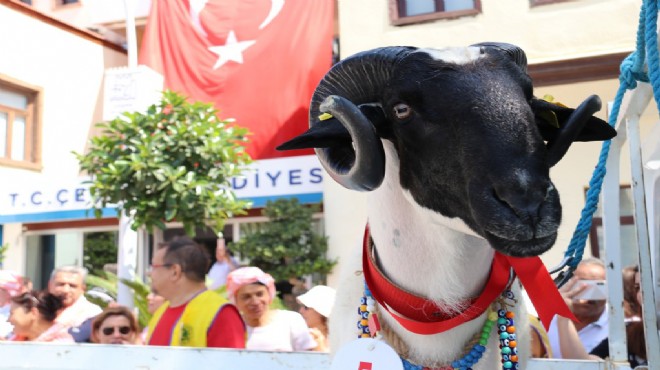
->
xmin=276 ymin=44 xmax=615 ymax=258
xmin=380 ymin=51 xmax=560 ymax=256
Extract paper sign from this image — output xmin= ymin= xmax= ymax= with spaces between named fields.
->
xmin=331 ymin=338 xmax=403 ymax=370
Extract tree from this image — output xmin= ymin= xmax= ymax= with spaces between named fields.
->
xmin=74 ymin=91 xmax=252 ymax=235
xmin=83 ymin=232 xmax=118 ymax=274
xmin=0 ymin=243 xmax=8 ymax=268
xmin=230 ymin=198 xmax=336 ymax=281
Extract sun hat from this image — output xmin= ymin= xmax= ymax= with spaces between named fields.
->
xmin=297 ymin=285 xmax=336 ymax=318
xmin=226 ymin=266 xmax=276 ymax=303
xmin=0 ymin=270 xmax=22 ymax=297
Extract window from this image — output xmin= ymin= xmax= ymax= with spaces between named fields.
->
xmin=530 ymin=0 xmax=573 ymax=6
xmin=390 ymin=0 xmax=481 ymax=26
xmin=26 ymin=232 xmax=82 ymax=289
xmin=56 ymin=0 xmax=79 ymax=5
xmin=0 ymin=77 xmax=41 ymax=169
xmin=25 ymin=229 xmax=118 ymax=289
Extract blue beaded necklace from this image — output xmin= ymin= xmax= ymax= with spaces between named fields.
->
xmin=358 ymin=283 xmax=519 ymax=370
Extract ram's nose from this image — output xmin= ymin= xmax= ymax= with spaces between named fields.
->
xmin=493 ymin=181 xmax=549 ymax=231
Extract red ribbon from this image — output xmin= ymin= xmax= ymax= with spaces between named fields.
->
xmin=362 ymin=225 xmax=576 ymax=335
xmin=505 ymin=255 xmax=577 ymax=330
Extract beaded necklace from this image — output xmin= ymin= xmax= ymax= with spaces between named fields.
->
xmin=357 ymin=284 xmax=519 ymax=370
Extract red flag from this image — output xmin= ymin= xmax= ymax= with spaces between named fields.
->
xmin=139 ymin=0 xmax=334 ymax=159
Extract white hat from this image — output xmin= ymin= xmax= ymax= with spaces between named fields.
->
xmin=297 ymin=285 xmax=336 ymax=318
xmin=0 ymin=270 xmax=22 ymax=297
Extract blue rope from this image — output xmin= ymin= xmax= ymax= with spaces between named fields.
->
xmin=562 ymin=0 xmax=657 ymax=269
xmin=645 ymin=0 xmax=660 ymax=113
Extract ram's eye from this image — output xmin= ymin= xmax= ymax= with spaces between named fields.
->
xmin=393 ymin=103 xmax=412 ymax=120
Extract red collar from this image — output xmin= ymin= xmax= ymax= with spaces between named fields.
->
xmin=362 ymin=225 xmax=576 ymax=335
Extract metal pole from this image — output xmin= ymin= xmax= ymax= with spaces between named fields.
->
xmin=124 ymin=0 xmax=138 ymax=69
xmin=116 ymin=0 xmax=140 ymax=308
xmin=627 ymin=111 xmax=660 ymax=369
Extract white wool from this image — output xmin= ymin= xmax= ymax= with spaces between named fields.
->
xmin=329 ymin=141 xmax=530 ymax=370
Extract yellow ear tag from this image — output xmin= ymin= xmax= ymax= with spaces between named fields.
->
xmin=319 ymin=113 xmax=333 ymax=121
xmin=542 ymin=94 xmax=568 ymax=108
xmin=539 ymin=94 xmax=563 ymax=128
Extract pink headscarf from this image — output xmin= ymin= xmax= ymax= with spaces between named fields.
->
xmin=226 ymin=266 xmax=276 ymax=303
xmin=0 ymin=270 xmax=22 ymax=298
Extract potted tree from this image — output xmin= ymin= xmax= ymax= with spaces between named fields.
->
xmin=75 ymin=90 xmax=252 ymax=236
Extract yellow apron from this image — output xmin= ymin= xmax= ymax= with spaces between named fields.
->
xmin=147 ymin=290 xmax=228 ymax=347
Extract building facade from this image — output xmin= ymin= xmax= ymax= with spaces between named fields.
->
xmin=0 ymin=0 xmax=326 ymax=288
xmin=0 ymin=0 xmax=128 ymax=287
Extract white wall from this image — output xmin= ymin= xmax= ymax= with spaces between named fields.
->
xmin=0 ymin=342 xmax=606 ymax=370
xmin=2 ymin=223 xmax=24 ymax=273
xmin=0 ymin=4 xmax=127 ymax=274
xmin=0 ymin=5 xmax=126 ymax=183
xmin=338 ymin=0 xmax=639 ymax=63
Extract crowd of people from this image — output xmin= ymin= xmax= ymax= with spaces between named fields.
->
xmin=2 ymin=237 xmax=652 ymax=367
xmin=527 ymin=258 xmax=649 ymax=368
xmin=0 ymin=235 xmax=336 ymax=353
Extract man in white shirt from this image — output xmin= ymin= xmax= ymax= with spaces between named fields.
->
xmin=547 ymin=258 xmax=609 ymax=357
xmin=207 ymin=238 xmax=239 ymax=290
xmin=48 ymin=266 xmax=102 ymax=329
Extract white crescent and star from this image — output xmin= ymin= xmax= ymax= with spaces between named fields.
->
xmin=187 ymin=0 xmax=285 ymax=70
xmin=209 ymin=31 xmax=257 ymax=69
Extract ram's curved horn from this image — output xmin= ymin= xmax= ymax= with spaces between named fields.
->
xmin=310 ymin=47 xmax=415 ymax=191
xmin=471 ymin=42 xmax=528 ymax=72
xmin=546 ymin=95 xmax=603 ymax=167
xmin=317 ymin=95 xmax=384 ymax=190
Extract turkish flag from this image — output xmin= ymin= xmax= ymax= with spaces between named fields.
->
xmin=139 ymin=0 xmax=334 ymax=159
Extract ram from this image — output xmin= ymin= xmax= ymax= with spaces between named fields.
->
xmin=278 ymin=43 xmax=615 ymax=370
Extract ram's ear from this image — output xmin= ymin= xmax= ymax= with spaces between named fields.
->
xmin=277 ymin=104 xmax=387 ymax=150
xmin=531 ymin=97 xmax=616 ymax=142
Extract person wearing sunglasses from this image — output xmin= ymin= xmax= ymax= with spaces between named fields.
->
xmin=91 ymin=306 xmax=139 ymax=345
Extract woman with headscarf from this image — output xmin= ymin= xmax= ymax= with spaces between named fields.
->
xmin=226 ymin=266 xmax=317 ymax=351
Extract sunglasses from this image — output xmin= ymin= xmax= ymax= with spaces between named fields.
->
xmin=101 ymin=326 xmax=132 ymax=336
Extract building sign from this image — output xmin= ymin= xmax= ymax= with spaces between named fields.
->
xmin=232 ymin=156 xmax=324 ymax=205
xmin=2 ymin=182 xmax=94 ymax=214
xmin=103 ymin=66 xmax=164 ymax=121
xmin=0 ymin=156 xmax=324 ymax=223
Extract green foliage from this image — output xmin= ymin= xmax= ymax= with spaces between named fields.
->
xmin=85 ymin=271 xmax=152 ymax=329
xmin=120 ymin=276 xmax=152 ymax=328
xmin=230 ymin=198 xmax=336 ymax=281
xmin=84 ymin=271 xmax=117 ymax=309
xmin=74 ymin=90 xmax=253 ymax=236
xmin=0 ymin=243 xmax=7 ymax=265
xmin=83 ymin=232 xmax=118 ymax=273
